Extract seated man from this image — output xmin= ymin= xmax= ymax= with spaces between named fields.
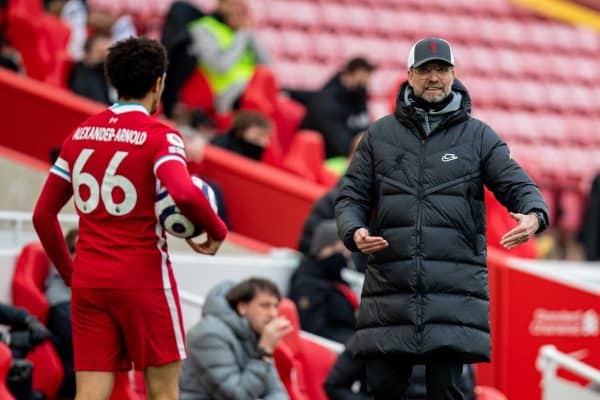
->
xmin=288 ymin=220 xmax=358 ymax=343
xmin=188 ymin=0 xmax=271 ymax=114
xmin=210 ymin=111 xmax=272 ymax=161
xmin=301 ymin=57 xmax=374 ymax=159
xmin=180 ymin=278 xmax=291 ymax=400
xmin=68 ymin=35 xmax=114 ymax=105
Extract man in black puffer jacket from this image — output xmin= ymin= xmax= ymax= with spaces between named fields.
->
xmin=335 ymin=37 xmax=549 ymax=400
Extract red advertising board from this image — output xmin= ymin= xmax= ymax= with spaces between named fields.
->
xmin=479 ymin=250 xmax=600 ymax=399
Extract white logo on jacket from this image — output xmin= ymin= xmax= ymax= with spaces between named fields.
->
xmin=441 ymin=153 xmax=458 ymax=162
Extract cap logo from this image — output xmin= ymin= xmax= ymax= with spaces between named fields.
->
xmin=430 ymin=42 xmax=437 ymax=53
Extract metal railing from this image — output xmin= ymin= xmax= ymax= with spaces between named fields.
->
xmin=0 ymin=210 xmax=78 ymax=247
xmin=537 ymin=345 xmax=600 ymax=400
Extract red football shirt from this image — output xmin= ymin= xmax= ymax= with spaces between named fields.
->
xmin=47 ymin=103 xmax=224 ymax=288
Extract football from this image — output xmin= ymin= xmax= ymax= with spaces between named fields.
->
xmin=155 ymin=176 xmax=219 ymax=238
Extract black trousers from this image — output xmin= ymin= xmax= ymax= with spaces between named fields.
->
xmin=366 ymin=354 xmax=465 ymax=400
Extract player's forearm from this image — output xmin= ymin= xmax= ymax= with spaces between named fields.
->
xmin=32 ymin=176 xmax=74 ymax=286
xmin=157 ymin=162 xmax=227 ymax=241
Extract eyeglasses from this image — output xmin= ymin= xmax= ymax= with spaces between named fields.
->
xmin=412 ymin=64 xmax=453 ymax=75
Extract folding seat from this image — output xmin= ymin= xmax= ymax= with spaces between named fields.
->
xmin=542 ymin=53 xmax=570 ymax=83
xmin=338 ymin=34 xmax=369 ymax=60
xmin=342 ymin=5 xmax=374 ymax=34
xmin=495 ymin=48 xmax=523 ymax=78
xmin=320 ymin=3 xmax=350 ymax=32
xmin=282 ymin=130 xmax=338 ymax=187
xmin=498 ymin=20 xmax=526 ymax=49
xmin=179 ymin=69 xmax=215 ymax=115
xmin=572 ymin=27 xmax=600 ymax=55
xmin=311 ymin=32 xmax=342 ymax=64
xmin=258 ymin=28 xmax=286 ymax=59
xmin=372 ymin=8 xmax=414 ymax=37
xmin=275 ymin=299 xmax=338 ymax=400
xmin=525 ymin=23 xmax=556 ymax=51
xmin=267 ymin=0 xmax=321 ymax=31
xmin=281 ymin=30 xmax=314 ymax=61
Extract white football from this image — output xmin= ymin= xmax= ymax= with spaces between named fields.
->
xmin=155 ymin=176 xmax=218 ymax=238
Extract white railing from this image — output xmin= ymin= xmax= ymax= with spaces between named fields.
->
xmin=0 ymin=210 xmax=78 ymax=247
xmin=179 ymin=289 xmax=345 ymax=354
xmin=537 ymin=345 xmax=600 ymax=400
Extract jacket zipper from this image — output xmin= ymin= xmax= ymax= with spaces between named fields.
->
xmin=416 ymin=137 xmax=426 ymax=351
xmin=424 ymin=113 xmax=431 ymax=135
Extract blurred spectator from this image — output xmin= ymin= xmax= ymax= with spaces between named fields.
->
xmin=211 ymin=111 xmax=272 ymax=161
xmin=44 ymin=228 xmax=77 ymax=398
xmin=0 ymin=34 xmax=24 ymax=74
xmin=297 ymin=133 xmax=367 ymax=272
xmin=68 ymin=34 xmax=113 ymax=104
xmin=0 ymin=303 xmax=50 ymax=399
xmin=188 ymin=0 xmax=271 ymax=113
xmin=288 ymin=220 xmax=358 ymax=343
xmin=44 ymin=0 xmax=136 ymax=61
xmin=180 ymin=278 xmax=290 ymax=400
xmin=578 ymin=173 xmax=600 ymax=260
xmin=160 ymin=1 xmax=205 ymax=118
xmin=301 ymin=57 xmax=374 ymax=159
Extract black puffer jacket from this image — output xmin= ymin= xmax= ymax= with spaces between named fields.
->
xmin=335 ymin=80 xmax=548 ymax=362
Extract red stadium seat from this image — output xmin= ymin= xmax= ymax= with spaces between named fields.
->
xmin=0 ymin=343 xmax=14 ymax=400
xmin=274 ymin=299 xmax=337 ymax=400
xmin=179 ymin=70 xmax=215 ymax=116
xmin=12 ymin=242 xmax=51 ymax=322
xmin=475 ymin=385 xmax=508 ymax=400
xmin=6 ymin=11 xmax=71 ymax=86
xmin=283 ymin=130 xmax=338 ymax=187
xmin=11 ymin=243 xmax=137 ymax=400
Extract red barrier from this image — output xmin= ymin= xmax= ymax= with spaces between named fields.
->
xmin=200 ymin=146 xmax=326 ymax=247
xmin=478 ymin=249 xmax=600 ymax=399
xmin=0 ymin=68 xmax=103 ymax=163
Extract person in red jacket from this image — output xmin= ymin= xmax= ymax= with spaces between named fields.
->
xmin=32 ymin=37 xmax=227 ymax=400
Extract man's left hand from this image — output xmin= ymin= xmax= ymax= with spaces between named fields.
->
xmin=500 ymin=212 xmax=539 ymax=249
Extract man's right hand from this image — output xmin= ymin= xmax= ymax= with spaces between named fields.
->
xmin=354 ymin=228 xmax=389 ymax=254
xmin=258 ymin=317 xmax=293 ymax=354
xmin=186 ymin=234 xmax=223 ymax=255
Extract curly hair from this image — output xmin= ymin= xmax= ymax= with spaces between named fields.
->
xmin=104 ymin=37 xmax=168 ymax=99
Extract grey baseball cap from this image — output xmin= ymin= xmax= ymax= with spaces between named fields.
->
xmin=407 ymin=37 xmax=455 ymax=69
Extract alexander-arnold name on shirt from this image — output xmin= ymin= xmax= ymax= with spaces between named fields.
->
xmin=73 ymin=126 xmax=147 ymax=145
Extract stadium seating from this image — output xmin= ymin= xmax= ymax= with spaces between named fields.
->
xmin=0 ymin=343 xmax=15 ymax=400
xmin=282 ymin=130 xmax=338 ymax=187
xmin=274 ymin=299 xmax=338 ymax=400
xmin=11 ymin=243 xmax=138 ymax=400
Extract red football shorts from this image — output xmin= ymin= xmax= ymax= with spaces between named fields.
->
xmin=71 ymin=283 xmax=187 ymax=371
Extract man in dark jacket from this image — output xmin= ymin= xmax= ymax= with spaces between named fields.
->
xmin=289 ymin=220 xmax=358 ymax=343
xmin=68 ymin=34 xmax=113 ymax=105
xmin=179 ymin=278 xmax=290 ymax=400
xmin=335 ymin=37 xmax=549 ymax=399
xmin=301 ymin=57 xmax=374 ymax=159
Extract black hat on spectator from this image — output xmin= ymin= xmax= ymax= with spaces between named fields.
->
xmin=310 ymin=220 xmax=340 ymax=256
